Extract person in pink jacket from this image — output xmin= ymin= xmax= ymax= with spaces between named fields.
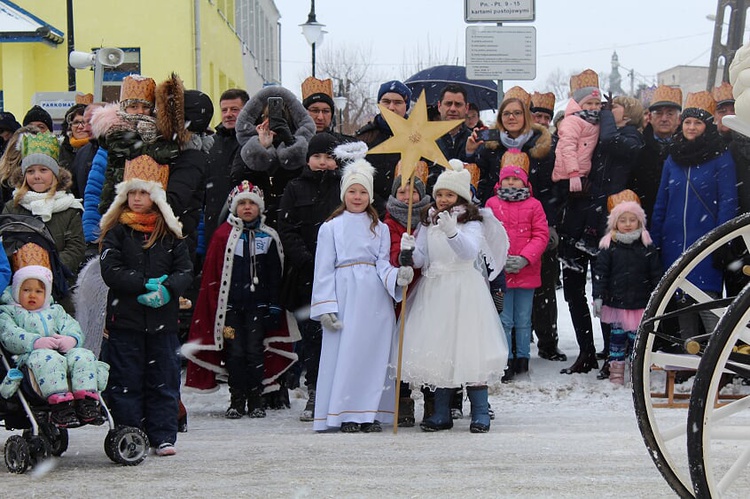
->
xmin=486 ymin=156 xmax=548 ymax=380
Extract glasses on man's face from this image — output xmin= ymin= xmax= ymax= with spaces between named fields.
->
xmin=502 ymin=110 xmax=523 ymax=119
xmin=380 ymin=98 xmax=406 ymax=107
xmin=71 ymin=120 xmax=87 ymax=128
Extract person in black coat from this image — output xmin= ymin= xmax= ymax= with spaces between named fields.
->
xmin=277 ymin=132 xmax=342 ymax=421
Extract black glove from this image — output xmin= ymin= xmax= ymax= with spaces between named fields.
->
xmin=398 ymin=249 xmax=414 ymax=267
xmin=269 ymin=116 xmax=295 ymax=145
xmin=492 ymin=291 xmax=504 ymax=314
xmin=601 ymin=92 xmax=613 ymax=111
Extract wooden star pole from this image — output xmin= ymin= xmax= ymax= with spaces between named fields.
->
xmin=367 ymin=91 xmax=462 ymax=433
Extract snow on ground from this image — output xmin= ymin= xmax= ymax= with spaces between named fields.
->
xmin=2 ymin=288 xmax=683 ymax=497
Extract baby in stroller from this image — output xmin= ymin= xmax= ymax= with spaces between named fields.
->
xmin=0 ymin=264 xmax=107 ymax=427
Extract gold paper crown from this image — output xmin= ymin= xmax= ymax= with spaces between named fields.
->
xmin=684 ymin=91 xmax=717 ymax=116
xmin=607 ymin=189 xmax=641 ymax=213
xmin=712 ymin=81 xmax=734 ymax=105
xmin=124 ymin=154 xmax=169 ymax=190
xmin=395 ymin=160 xmax=429 ymax=185
xmin=75 ymin=93 xmax=94 ymax=105
xmin=465 ymin=163 xmax=480 ymax=190
xmin=570 ymin=69 xmax=599 ymax=93
xmin=500 ymin=150 xmax=530 ymax=173
xmin=531 ymin=91 xmax=555 ymax=112
xmin=11 ymin=242 xmax=51 ymax=272
xmin=650 ymin=85 xmax=682 ymax=109
xmin=120 ymin=75 xmax=156 ymax=104
xmin=503 ymin=86 xmax=531 ymax=108
xmin=301 ymin=77 xmax=333 ymax=100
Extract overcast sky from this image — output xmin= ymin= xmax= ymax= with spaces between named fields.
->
xmin=275 ymin=0 xmax=720 ymax=100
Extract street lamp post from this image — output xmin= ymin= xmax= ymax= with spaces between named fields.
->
xmin=333 ymin=94 xmax=348 ymax=135
xmin=300 ymin=0 xmax=326 ymax=77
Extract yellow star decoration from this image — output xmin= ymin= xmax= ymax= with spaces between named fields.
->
xmin=368 ymin=90 xmax=463 ymax=187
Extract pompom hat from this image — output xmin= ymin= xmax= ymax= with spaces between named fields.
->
xmin=433 ymin=159 xmax=472 ymax=203
xmin=12 ymin=265 xmax=53 ymax=309
xmin=229 ymin=180 xmax=265 ymax=214
xmin=340 ymin=159 xmax=376 ymax=203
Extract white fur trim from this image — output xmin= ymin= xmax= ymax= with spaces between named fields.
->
xmin=230 ymin=191 xmax=265 ymax=215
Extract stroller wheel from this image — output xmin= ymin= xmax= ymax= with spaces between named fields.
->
xmin=105 ymin=427 xmax=149 ymax=466
xmin=48 ymin=427 xmax=69 ymax=457
xmin=4 ymin=435 xmax=30 ymax=474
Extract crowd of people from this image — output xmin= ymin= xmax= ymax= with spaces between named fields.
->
xmin=0 ymin=66 xmax=746 ymax=446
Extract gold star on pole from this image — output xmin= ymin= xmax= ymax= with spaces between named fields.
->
xmin=368 ymin=90 xmax=463 ymax=187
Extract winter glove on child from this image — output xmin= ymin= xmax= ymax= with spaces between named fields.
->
xmin=400 ymin=233 xmax=416 ymax=251
xmin=55 ymin=335 xmax=78 ymax=353
xmin=145 ymin=275 xmax=168 ymax=291
xmin=397 ymin=266 xmax=414 ymax=287
xmin=437 ymin=210 xmax=458 ymax=238
xmin=137 ymin=285 xmax=171 ymax=308
xmin=320 ymin=312 xmax=343 ymax=331
xmin=569 ymin=177 xmax=582 ymax=193
xmin=593 ymin=298 xmax=603 ymax=318
xmin=269 ymin=116 xmax=295 ymax=145
xmin=492 ymin=291 xmax=504 ymax=313
xmin=505 ymin=255 xmax=529 ymax=274
xmin=33 ymin=336 xmax=58 ymax=350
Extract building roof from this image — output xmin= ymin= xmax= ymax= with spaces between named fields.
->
xmin=0 ymin=0 xmax=64 ymax=45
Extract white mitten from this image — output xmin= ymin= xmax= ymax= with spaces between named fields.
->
xmin=400 ymin=233 xmax=416 ymax=251
xmin=397 ymin=266 xmax=414 ymax=286
xmin=320 ymin=312 xmax=343 ymax=331
xmin=437 ymin=210 xmax=458 ymax=238
xmin=592 ymin=299 xmax=603 ymax=318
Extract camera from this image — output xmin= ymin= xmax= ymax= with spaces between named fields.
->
xmin=477 ymin=128 xmax=501 ymax=142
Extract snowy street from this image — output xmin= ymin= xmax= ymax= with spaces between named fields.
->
xmin=2 ymin=289 xmax=681 ymax=497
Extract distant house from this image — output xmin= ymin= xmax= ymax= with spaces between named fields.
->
xmin=657 ymin=65 xmax=724 ymax=102
xmin=0 ymin=0 xmax=280 ymax=125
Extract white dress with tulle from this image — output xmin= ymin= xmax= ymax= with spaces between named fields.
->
xmin=400 ymin=220 xmax=508 ymax=387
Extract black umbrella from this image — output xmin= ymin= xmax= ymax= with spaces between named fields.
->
xmin=404 ymin=65 xmax=498 ymax=111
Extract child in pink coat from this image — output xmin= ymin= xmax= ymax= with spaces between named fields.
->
xmin=486 ymin=157 xmax=548 ymax=379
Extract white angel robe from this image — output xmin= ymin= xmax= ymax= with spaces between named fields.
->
xmin=310 ymin=211 xmax=403 ymax=431
xmin=401 ymin=219 xmax=509 ymax=387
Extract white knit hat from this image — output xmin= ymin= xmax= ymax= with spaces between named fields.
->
xmin=339 ymin=158 xmax=375 ymax=203
xmin=12 ymin=265 xmax=53 ymax=309
xmin=433 ymin=159 xmax=472 ymax=203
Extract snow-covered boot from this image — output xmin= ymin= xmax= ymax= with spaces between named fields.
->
xmin=300 ymin=389 xmax=315 ymax=422
xmin=467 ymin=386 xmax=490 ymax=433
xmin=225 ymin=394 xmax=246 ymax=419
xmin=398 ymin=397 xmax=415 ymax=427
xmin=247 ymin=393 xmax=266 ymax=418
xmin=420 ymin=388 xmax=453 ymax=432
xmin=609 ymin=361 xmax=626 ymax=386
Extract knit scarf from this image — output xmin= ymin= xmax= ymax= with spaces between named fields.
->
xmin=613 ymin=227 xmax=642 ymax=245
xmin=573 ymin=110 xmax=600 ymax=125
xmin=497 ymin=187 xmax=530 ymax=202
xmin=70 ymin=136 xmax=90 ymax=149
xmin=18 ymin=190 xmax=84 ymax=222
xmin=500 ymin=130 xmax=534 ymax=150
xmin=119 ymin=211 xmax=158 ymax=233
xmin=118 ymin=111 xmax=159 ymax=144
xmin=386 ymin=195 xmax=432 ymax=226
xmin=669 ymin=125 xmax=725 ymax=166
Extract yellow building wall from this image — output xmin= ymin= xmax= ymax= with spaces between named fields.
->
xmin=2 ymin=0 xmax=245 ymax=122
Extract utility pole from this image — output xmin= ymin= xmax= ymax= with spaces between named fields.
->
xmin=707 ymin=0 xmax=748 ymax=89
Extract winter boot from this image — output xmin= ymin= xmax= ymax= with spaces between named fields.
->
xmin=73 ymin=390 xmax=102 ymax=424
xmin=247 ymin=393 xmax=266 ymax=418
xmin=501 ymin=360 xmax=516 ymax=383
xmin=560 ymin=351 xmax=599 ymax=375
xmin=420 ymin=388 xmax=453 ymax=432
xmin=467 ymin=386 xmax=490 ymax=433
xmin=48 ymin=392 xmax=80 ymax=428
xmin=450 ymin=387 xmax=463 ymax=419
xmin=360 ymin=420 xmax=383 ymax=433
xmin=514 ymin=358 xmax=530 ymax=382
xmin=596 ymin=360 xmax=611 ymax=380
xmin=398 ymin=397 xmax=415 ymax=427
xmin=422 ymin=389 xmax=435 ymax=422
xmin=225 ymin=394 xmax=247 ymax=419
xmin=609 ymin=361 xmax=626 ymax=385
xmin=300 ymin=389 xmax=316 ymax=422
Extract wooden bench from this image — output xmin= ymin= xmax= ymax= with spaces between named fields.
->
xmin=650 ymin=366 xmax=746 ymax=408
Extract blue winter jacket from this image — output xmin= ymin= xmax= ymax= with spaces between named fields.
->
xmin=650 ymin=149 xmax=737 ymax=293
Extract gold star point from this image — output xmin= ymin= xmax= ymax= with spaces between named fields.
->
xmin=368 ymin=91 xmax=463 ymax=185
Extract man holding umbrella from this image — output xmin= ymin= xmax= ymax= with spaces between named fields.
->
xmin=429 ymin=84 xmax=472 ymax=193
xmin=355 ymin=80 xmax=412 ymax=217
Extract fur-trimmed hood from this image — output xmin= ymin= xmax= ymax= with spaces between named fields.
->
xmin=10 ymin=164 xmax=73 ymax=192
xmin=234 ymin=86 xmax=315 ymax=172
xmin=484 ymin=123 xmax=552 ymax=160
xmin=155 ymin=72 xmax=191 ymax=149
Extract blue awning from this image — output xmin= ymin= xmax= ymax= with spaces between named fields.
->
xmin=0 ymin=0 xmax=64 ymax=45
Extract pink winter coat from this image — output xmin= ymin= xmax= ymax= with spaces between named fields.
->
xmin=486 ymin=194 xmax=549 ymax=289
xmin=552 ymin=99 xmax=600 ymax=182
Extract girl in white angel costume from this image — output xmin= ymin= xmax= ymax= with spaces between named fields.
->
xmin=310 ymin=143 xmax=413 ymax=433
xmin=400 ymin=160 xmax=509 ymax=433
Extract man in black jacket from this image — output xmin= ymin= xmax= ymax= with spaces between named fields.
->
xmin=203 ymin=89 xmax=249 ymax=246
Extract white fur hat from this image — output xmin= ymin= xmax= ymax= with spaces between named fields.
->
xmin=340 ymin=158 xmax=376 ymax=203
xmin=433 ymin=159 xmax=472 ymax=203
xmin=12 ymin=265 xmax=53 ymax=309
xmin=229 ymin=180 xmax=265 ymax=214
